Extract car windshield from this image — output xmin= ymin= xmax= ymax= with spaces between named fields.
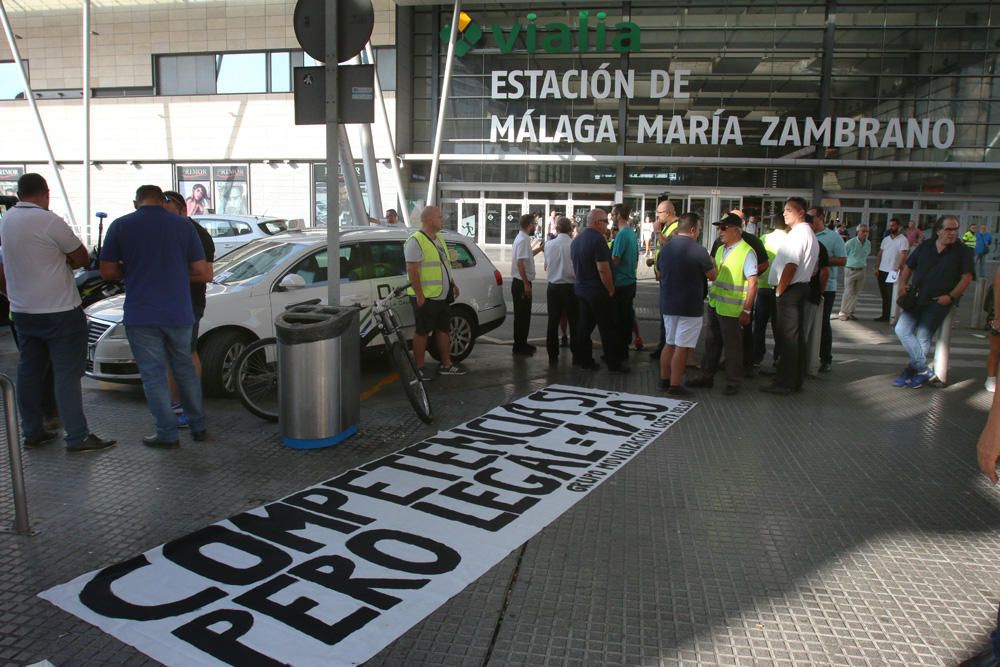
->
xmin=212 ymin=240 xmax=307 ymax=286
xmin=258 ymin=219 xmax=287 ymax=235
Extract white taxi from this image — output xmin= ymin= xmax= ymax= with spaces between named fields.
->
xmin=84 ymin=227 xmax=506 ymax=396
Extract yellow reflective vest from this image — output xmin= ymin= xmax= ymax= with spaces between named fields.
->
xmin=708 ymin=240 xmax=753 ymax=317
xmin=757 ymin=229 xmax=787 ymax=290
xmin=406 ymin=231 xmax=449 ymax=299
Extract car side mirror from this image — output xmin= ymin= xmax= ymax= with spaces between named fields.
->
xmin=277 ymin=274 xmax=306 ymax=292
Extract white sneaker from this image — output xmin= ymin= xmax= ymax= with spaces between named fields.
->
xmin=986 ymin=376 xmax=996 ymax=392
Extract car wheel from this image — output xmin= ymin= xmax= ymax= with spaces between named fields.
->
xmin=429 ymin=307 xmax=476 ymax=364
xmin=201 ymin=330 xmax=254 ymax=398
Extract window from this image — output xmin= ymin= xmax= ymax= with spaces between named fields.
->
xmin=289 ymin=250 xmax=329 ymax=285
xmin=231 ymin=221 xmax=253 ymax=236
xmin=338 ymin=245 xmax=368 ymax=282
xmin=365 ymin=241 xmax=408 ymax=278
xmin=373 ymin=46 xmax=396 ymax=92
xmin=201 ymin=220 xmax=235 ymax=238
xmin=449 ymin=242 xmax=477 ymax=269
xmin=0 ymin=61 xmax=28 ymax=100
xmin=157 ymin=51 xmax=312 ymax=96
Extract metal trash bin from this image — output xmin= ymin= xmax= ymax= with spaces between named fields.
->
xmin=275 ymin=304 xmax=360 ymax=449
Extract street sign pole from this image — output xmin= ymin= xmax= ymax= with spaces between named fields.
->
xmin=325 ymin=0 xmax=340 ymax=306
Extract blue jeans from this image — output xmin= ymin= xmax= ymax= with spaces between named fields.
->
xmin=894 ymin=301 xmax=951 ymax=372
xmin=126 ymin=326 xmax=206 ymax=441
xmin=976 ymin=254 xmax=987 ymax=278
xmin=12 ymin=308 xmax=90 ymax=445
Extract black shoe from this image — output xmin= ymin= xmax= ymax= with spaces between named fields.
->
xmin=560 ymin=335 xmax=570 ymax=348
xmin=723 ymin=384 xmax=740 ymax=396
xmin=667 ymin=385 xmax=693 ymax=397
xmin=23 ymin=429 xmax=59 ymax=448
xmin=659 ymin=379 xmax=671 ymax=391
xmin=67 ymin=434 xmax=116 ymax=452
xmin=819 ymin=362 xmax=832 ymax=373
xmin=143 ymin=435 xmax=179 ymax=448
xmin=760 ymin=384 xmax=794 ymax=395
xmin=512 ymin=345 xmax=536 ymax=356
xmin=192 ymin=430 xmax=208 ymax=442
xmin=873 ymin=316 xmax=890 ymax=322
xmin=574 ymin=360 xmax=599 ymax=370
xmin=687 ymin=375 xmax=714 ymax=388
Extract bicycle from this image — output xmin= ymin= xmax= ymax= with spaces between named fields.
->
xmin=234 ymin=285 xmax=433 ymax=424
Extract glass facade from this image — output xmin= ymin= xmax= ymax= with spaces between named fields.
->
xmin=409 ymin=1 xmax=1000 ymax=195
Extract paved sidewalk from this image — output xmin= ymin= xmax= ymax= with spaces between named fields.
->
xmin=1 ymin=274 xmax=1000 ymax=666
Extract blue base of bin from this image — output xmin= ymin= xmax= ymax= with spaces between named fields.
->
xmin=282 ymin=424 xmax=358 ymax=450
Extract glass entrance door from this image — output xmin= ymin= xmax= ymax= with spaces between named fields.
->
xmin=503 ymin=203 xmax=522 ymax=245
xmin=459 ymin=202 xmax=479 ymax=240
xmin=484 ymin=202 xmax=502 ymax=244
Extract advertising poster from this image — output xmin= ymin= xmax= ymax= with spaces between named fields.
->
xmin=213 ymin=166 xmax=249 ymax=216
xmin=177 ymin=166 xmax=213 ymax=215
xmin=0 ymin=165 xmax=24 ymax=198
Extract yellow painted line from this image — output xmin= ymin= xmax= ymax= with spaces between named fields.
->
xmin=361 ymin=373 xmax=399 ymax=401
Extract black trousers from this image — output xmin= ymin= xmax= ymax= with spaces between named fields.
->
xmin=820 ymin=290 xmax=836 ymax=364
xmin=877 ymin=271 xmax=893 ymax=319
xmin=546 ymin=283 xmax=577 ymax=359
xmin=611 ymin=283 xmax=636 ymax=360
xmin=774 ymin=282 xmax=810 ymax=391
xmin=702 ymin=307 xmax=745 ymax=386
xmin=753 ymin=288 xmax=778 ymax=364
xmin=511 ymin=278 xmax=532 ymax=350
xmin=576 ymin=291 xmax=621 ymax=368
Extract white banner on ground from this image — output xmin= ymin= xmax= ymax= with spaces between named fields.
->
xmin=41 ymin=385 xmax=693 ymax=666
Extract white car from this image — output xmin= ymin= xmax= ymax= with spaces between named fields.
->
xmin=192 ymin=215 xmax=290 ymax=257
xmin=84 ymin=227 xmax=506 ymax=396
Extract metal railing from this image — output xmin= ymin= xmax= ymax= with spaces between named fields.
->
xmin=1 ymin=373 xmax=31 ymax=535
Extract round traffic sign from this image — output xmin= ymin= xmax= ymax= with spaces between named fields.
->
xmin=294 ymin=0 xmax=374 ymax=64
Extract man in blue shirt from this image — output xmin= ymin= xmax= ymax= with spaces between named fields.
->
xmin=809 ymin=206 xmax=847 ymax=373
xmin=976 ymin=226 xmax=993 ymax=278
xmin=100 ymin=185 xmax=213 ymax=447
xmin=571 ymin=208 xmax=625 ymax=372
xmin=610 ymin=203 xmax=639 ymax=361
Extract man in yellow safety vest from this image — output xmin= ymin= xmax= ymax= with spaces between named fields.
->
xmin=754 ymin=221 xmax=788 ymax=372
xmin=404 ymin=206 xmax=465 ymax=379
xmin=687 ymin=213 xmax=759 ymax=395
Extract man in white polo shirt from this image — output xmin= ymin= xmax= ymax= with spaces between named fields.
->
xmin=543 ymin=216 xmax=576 ymax=364
xmin=0 ymin=173 xmax=115 ymax=452
xmin=511 ymin=213 xmax=543 ymax=356
xmin=875 ymin=217 xmax=910 ymax=322
xmin=761 ymin=196 xmax=819 ymax=395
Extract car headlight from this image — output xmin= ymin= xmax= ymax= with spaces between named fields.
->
xmin=107 ymin=323 xmax=127 ymax=339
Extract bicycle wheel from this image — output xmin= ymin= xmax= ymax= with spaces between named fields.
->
xmin=388 ymin=331 xmax=433 ymax=423
xmin=235 ymin=337 xmax=279 ymax=422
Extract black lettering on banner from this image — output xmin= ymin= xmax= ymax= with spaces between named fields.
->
xmin=172 ymin=608 xmax=286 ymax=667
xmin=230 ymin=502 xmax=361 ymax=554
xmin=525 ymin=389 xmax=598 ymax=408
xmin=235 ymin=574 xmax=379 ymax=646
xmin=607 ymin=399 xmax=665 ymax=414
xmin=424 ymin=434 xmax=512 ymax=453
xmin=463 ymin=415 xmax=554 ymax=439
xmin=346 ymin=529 xmax=461 ymax=575
xmin=163 ymin=525 xmax=292 ymax=586
xmin=501 ymin=402 xmax=575 ymax=425
xmin=474 ymin=466 xmax=561 ymax=495
xmin=79 ymin=554 xmax=226 ymax=621
xmin=545 ymin=384 xmax=613 ymax=398
xmin=440 ymin=481 xmax=540 ymax=514
xmin=583 ymin=409 xmax=643 ymax=434
xmin=290 ymin=554 xmax=429 ymax=610
xmin=362 ymin=454 xmax=462 ymax=481
xmin=507 ymin=454 xmax=592 ymax=480
xmin=402 ymin=441 xmax=499 ymax=470
xmin=525 ymin=445 xmax=609 ymax=462
xmin=447 ymin=427 xmax=526 ymax=447
xmin=324 ymin=469 xmax=438 ymax=506
xmin=590 ymin=406 xmax=658 ymax=423
xmin=282 ymin=487 xmax=376 ymax=526
xmin=564 ymin=415 xmax=638 ymax=437
xmin=411 ymin=500 xmax=518 ymax=532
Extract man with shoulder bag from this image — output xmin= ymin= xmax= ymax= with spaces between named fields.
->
xmin=892 ymin=215 xmax=974 ymax=389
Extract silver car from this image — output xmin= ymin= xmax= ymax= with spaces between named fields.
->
xmin=192 ymin=215 xmax=289 ymax=257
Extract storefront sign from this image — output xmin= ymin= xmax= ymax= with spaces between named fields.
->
xmin=41 ymin=385 xmax=693 ymax=667
xmin=0 ymin=166 xmax=23 ymax=197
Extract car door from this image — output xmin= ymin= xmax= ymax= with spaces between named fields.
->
xmin=268 ymin=243 xmax=373 ymax=331
xmin=365 ymin=239 xmax=414 ymax=337
xmin=203 ymin=219 xmax=238 ymax=256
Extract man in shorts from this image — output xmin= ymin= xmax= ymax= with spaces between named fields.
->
xmin=405 ymin=206 xmax=465 ymax=379
xmin=656 ymin=212 xmax=717 ymax=395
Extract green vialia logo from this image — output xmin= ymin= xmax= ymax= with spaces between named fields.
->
xmin=440 ymin=10 xmax=640 ymax=57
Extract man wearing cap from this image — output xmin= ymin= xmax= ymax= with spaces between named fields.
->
xmin=688 ymin=213 xmax=758 ymax=395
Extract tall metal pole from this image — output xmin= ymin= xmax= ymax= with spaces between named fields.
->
xmin=83 ymin=0 xmax=91 ymax=246
xmin=365 ymin=43 xmax=410 ymax=226
xmin=426 ymin=0 xmax=461 ymax=206
xmin=1 ymin=374 xmax=31 ymax=535
xmin=325 ymin=0 xmax=340 ymax=305
xmin=338 ymin=125 xmax=368 ymax=226
xmin=356 ymin=52 xmax=382 ymax=220
xmin=0 ymin=0 xmax=79 ymax=234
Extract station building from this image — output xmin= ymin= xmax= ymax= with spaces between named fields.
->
xmin=2 ymin=0 xmax=999 ymax=250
